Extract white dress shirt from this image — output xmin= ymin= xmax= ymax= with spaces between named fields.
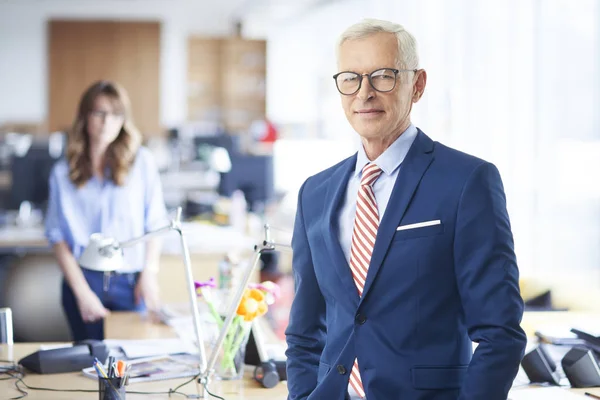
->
xmin=337 ymin=124 xmax=418 ymax=266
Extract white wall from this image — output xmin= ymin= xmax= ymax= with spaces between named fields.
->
xmin=265 ymin=0 xmax=600 ymax=278
xmin=0 ymin=0 xmax=247 ymax=128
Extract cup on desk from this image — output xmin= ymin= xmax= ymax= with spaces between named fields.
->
xmin=0 ymin=307 xmax=13 ymax=345
xmin=98 ymin=377 xmax=126 ymax=400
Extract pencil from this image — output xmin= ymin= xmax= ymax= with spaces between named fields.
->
xmin=94 ymin=360 xmax=123 ymax=400
xmin=94 ymin=361 xmax=109 ymax=379
xmin=585 ymin=392 xmax=600 ymax=400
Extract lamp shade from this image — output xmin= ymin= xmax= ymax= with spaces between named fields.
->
xmin=79 ymin=233 xmax=124 ymax=272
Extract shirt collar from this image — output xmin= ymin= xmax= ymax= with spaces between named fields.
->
xmin=354 ymin=123 xmax=419 ymax=178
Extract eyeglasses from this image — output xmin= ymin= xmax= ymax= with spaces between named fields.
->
xmin=333 ymin=68 xmax=417 ymax=95
xmin=89 ymin=110 xmax=125 ymax=120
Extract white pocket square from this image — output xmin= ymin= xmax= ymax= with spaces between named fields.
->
xmin=396 ymin=220 xmax=441 ymax=231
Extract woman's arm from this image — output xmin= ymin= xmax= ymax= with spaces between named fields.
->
xmin=143 ymin=237 xmax=162 ymax=274
xmin=46 ymin=165 xmax=108 ymax=323
xmin=134 ymin=149 xmax=168 ymax=319
xmin=53 ymin=241 xmax=109 ymax=322
xmin=53 ymin=241 xmax=89 ymax=296
xmin=134 ymin=237 xmax=162 ymax=318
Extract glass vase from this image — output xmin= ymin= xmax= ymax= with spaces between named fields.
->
xmin=213 ymin=316 xmax=252 ymax=380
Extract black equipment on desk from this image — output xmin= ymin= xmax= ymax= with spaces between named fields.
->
xmin=571 ymin=328 xmax=600 ymax=355
xmin=253 ymin=359 xmax=287 ymax=389
xmin=245 ymin=323 xmax=287 ymax=388
xmin=521 ymin=344 xmax=562 ymax=385
xmin=562 ymin=347 xmax=600 ymax=388
xmin=19 ymin=340 xmax=109 ymax=374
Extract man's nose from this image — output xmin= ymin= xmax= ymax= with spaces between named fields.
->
xmin=356 ymin=75 xmax=374 ymax=101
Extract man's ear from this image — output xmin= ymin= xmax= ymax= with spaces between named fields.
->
xmin=412 ymin=69 xmax=427 ymax=103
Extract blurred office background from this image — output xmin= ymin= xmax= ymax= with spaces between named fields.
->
xmin=0 ymin=0 xmax=598 ymax=341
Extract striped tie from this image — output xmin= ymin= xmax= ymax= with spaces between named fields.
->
xmin=348 ymin=162 xmax=382 ymax=399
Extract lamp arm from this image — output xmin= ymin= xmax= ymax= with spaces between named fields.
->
xmin=175 ymin=226 xmax=209 ymax=383
xmin=116 ymin=224 xmax=174 ymax=249
xmin=205 ymin=246 xmax=267 ymax=375
xmin=251 ymin=319 xmax=270 ymax=363
xmin=264 ymin=241 xmax=291 ymax=249
xmin=98 ymin=208 xmax=209 ymax=395
xmin=203 ymin=223 xmax=289 ymax=378
xmin=109 ymin=208 xmax=184 ymax=250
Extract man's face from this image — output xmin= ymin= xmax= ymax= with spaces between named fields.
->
xmin=337 ymin=32 xmax=425 ymax=142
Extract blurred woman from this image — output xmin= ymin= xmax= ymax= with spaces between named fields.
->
xmin=45 ymin=80 xmax=167 ymax=341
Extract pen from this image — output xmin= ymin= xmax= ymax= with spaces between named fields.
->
xmin=93 ymin=364 xmax=104 ymax=379
xmin=121 ymin=363 xmax=132 ymax=387
xmin=93 ymin=359 xmax=109 ymax=379
xmin=107 ymin=356 xmax=115 ymax=377
xmin=116 ymin=360 xmax=125 ymax=378
xmin=585 ymin=393 xmax=600 ymax=400
xmin=94 ymin=360 xmax=123 ymax=400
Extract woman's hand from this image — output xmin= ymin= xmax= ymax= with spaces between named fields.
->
xmin=135 ymin=269 xmax=161 ymax=322
xmin=52 ymin=241 xmax=109 ymax=323
xmin=76 ymin=289 xmax=110 ymax=323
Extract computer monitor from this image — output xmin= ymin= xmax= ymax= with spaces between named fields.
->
xmin=193 ymin=135 xmax=238 ymax=162
xmin=218 ymin=154 xmax=274 ymax=212
xmin=10 ymin=143 xmax=59 ymax=210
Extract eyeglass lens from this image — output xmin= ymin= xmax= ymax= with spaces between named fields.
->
xmin=335 ymin=68 xmax=397 ymax=95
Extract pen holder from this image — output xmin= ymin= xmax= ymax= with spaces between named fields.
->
xmin=98 ymin=377 xmax=126 ymax=400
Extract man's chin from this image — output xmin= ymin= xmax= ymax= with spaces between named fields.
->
xmin=354 ymin=126 xmax=384 ymax=140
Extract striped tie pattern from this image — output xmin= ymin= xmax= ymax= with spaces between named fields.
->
xmin=348 ymin=162 xmax=382 ymax=399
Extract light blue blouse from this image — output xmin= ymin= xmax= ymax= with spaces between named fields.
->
xmin=45 ymin=147 xmax=168 ymax=272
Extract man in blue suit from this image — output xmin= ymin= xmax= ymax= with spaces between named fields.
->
xmin=285 ymin=18 xmax=527 ymax=400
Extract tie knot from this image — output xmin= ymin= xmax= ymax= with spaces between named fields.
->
xmin=360 ymin=163 xmax=382 ymax=187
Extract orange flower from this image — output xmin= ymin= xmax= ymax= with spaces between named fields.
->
xmin=236 ymin=288 xmax=268 ymax=321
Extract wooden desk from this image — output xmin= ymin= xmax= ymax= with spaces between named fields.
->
xmin=0 ymin=225 xmax=48 ymax=251
xmin=0 ymin=222 xmax=256 ymax=254
xmin=104 ymin=312 xmax=177 ymax=340
xmin=0 ymin=343 xmax=288 ymax=399
xmin=510 ymin=311 xmax=600 ymax=398
xmin=0 ymin=223 xmax=257 ymax=342
xmin=520 ymin=310 xmax=599 ymax=338
xmin=3 ymin=312 xmax=600 ymax=399
xmin=0 ymin=312 xmax=287 ymax=399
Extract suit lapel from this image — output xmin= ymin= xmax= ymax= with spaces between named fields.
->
xmin=360 ymin=130 xmax=435 ymax=302
xmin=322 ymin=154 xmax=360 ymax=303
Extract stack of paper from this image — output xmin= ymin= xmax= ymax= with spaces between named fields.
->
xmin=103 ymin=338 xmax=198 ymax=359
xmin=508 ymin=387 xmax=585 ymax=399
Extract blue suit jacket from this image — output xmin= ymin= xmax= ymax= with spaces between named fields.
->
xmin=285 ymin=130 xmax=527 ymax=400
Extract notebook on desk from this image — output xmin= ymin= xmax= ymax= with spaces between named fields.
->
xmin=82 ymin=354 xmax=200 ymax=384
xmin=103 ymin=338 xmax=198 ymax=359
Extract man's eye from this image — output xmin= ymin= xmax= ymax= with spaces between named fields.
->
xmin=372 ymin=74 xmax=394 ymax=80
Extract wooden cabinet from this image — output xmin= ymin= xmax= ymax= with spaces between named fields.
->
xmin=48 ymin=20 xmax=161 ymax=136
xmin=187 ymin=37 xmax=266 ymax=134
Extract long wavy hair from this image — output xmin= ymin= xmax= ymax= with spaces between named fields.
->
xmin=67 ymin=80 xmax=142 ymax=187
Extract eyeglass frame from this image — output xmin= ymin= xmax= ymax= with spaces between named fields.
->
xmin=89 ymin=110 xmax=126 ymax=121
xmin=332 ymin=68 xmax=418 ymax=95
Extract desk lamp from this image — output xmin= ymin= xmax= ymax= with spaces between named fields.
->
xmin=79 ymin=207 xmax=288 ymax=398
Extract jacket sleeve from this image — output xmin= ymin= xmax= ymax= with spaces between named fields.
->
xmin=454 ymin=162 xmax=527 ymax=399
xmin=285 ymin=180 xmax=327 ymax=400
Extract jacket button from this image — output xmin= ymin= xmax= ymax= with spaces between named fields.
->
xmin=337 ymin=365 xmax=347 ymax=375
xmin=355 ymin=313 xmax=367 ymax=325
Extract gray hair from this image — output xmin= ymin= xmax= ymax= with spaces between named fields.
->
xmin=336 ymin=18 xmax=419 ymax=69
